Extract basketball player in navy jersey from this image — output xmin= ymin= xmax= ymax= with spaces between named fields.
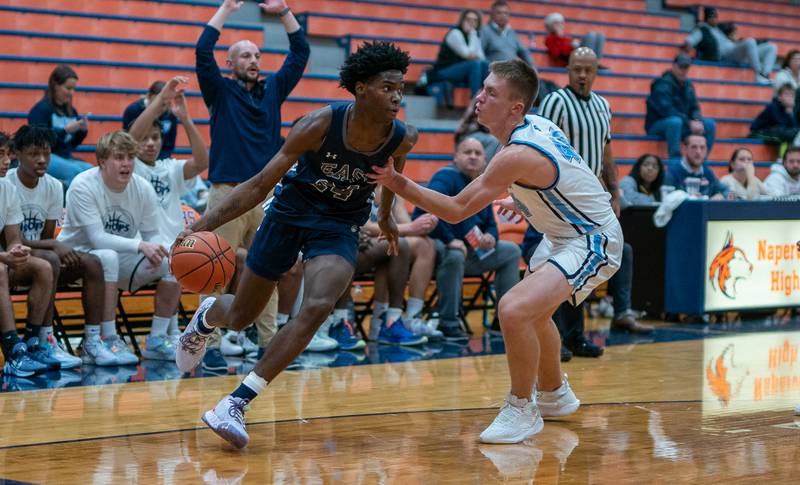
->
xmin=174 ymin=42 xmax=417 ymax=448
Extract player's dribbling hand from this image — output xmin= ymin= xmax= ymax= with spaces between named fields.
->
xmin=378 ymin=217 xmax=400 ymax=256
xmin=258 ymin=0 xmax=288 ymax=14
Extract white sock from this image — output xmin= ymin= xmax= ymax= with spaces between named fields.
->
xmin=372 ymin=301 xmax=388 ymax=321
xmin=150 ymin=315 xmax=170 ymax=337
xmin=85 ymin=325 xmax=101 ymax=339
xmin=333 ymin=308 xmax=349 ymax=321
xmin=277 ymin=313 xmax=289 ymax=326
xmin=100 ymin=320 xmax=117 ymax=338
xmin=38 ymin=325 xmax=54 ymax=341
xmin=405 ymin=298 xmax=424 ymax=320
xmin=168 ymin=314 xmax=180 ymax=335
xmin=386 ymin=307 xmax=403 ymax=325
xmin=242 ymin=371 xmax=268 ymax=395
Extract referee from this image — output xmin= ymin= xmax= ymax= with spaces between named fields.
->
xmin=538 ymin=47 xmax=653 ymax=360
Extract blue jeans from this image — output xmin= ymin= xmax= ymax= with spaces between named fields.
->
xmin=647 ymin=116 xmax=716 ymax=159
xmin=434 ymin=59 xmax=489 ymax=97
xmin=607 ymin=242 xmax=633 ymax=319
xmin=434 ymin=239 xmax=521 ymax=326
xmin=48 ymin=153 xmax=93 ymax=187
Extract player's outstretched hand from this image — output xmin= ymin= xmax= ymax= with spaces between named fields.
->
xmin=259 ymin=0 xmax=288 ymax=14
xmin=368 ymin=159 xmax=401 ymax=191
xmin=378 ymin=217 xmax=400 ymax=256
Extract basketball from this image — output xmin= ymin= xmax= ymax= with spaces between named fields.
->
xmin=170 ymin=231 xmax=235 ymax=294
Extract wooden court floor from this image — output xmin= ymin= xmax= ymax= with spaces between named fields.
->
xmin=1 ymin=330 xmax=799 ymax=484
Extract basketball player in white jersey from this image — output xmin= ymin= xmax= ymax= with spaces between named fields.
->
xmin=369 ymin=59 xmax=622 ymax=443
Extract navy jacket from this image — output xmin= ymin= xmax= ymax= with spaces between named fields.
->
xmin=664 ymin=160 xmax=729 ymax=198
xmin=645 ymin=70 xmax=702 ymax=133
xmin=27 ymin=98 xmax=87 ymax=159
xmin=412 ymin=165 xmax=498 ymax=244
xmin=196 ymin=25 xmax=309 ymax=183
xmin=750 ymin=97 xmax=798 ymax=134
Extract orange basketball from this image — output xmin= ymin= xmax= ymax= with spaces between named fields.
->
xmin=170 ymin=232 xmax=236 ymax=294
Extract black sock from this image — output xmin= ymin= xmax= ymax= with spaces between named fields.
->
xmin=1 ymin=331 xmax=22 ymax=359
xmin=24 ymin=324 xmax=38 ymax=342
xmin=230 ymin=383 xmax=258 ymax=402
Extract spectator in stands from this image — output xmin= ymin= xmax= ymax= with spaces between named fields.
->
xmin=664 ymin=134 xmax=728 ymax=199
xmin=543 ymin=12 xmax=605 ymax=67
xmin=414 ymin=137 xmax=521 ymax=341
xmin=361 ymin=190 xmax=441 ymax=341
xmin=0 ymin=174 xmax=58 ymax=376
xmin=645 ymin=54 xmax=715 ymax=160
xmin=128 ymin=76 xmax=209 ymax=348
xmin=196 ymin=0 xmax=309 ymax=370
xmin=0 ymin=132 xmax=10 ymax=177
xmin=481 ymin=1 xmax=533 ymax=66
xmin=8 ymin=125 xmax=107 ymax=371
xmin=684 ymin=7 xmax=776 ymax=84
xmin=27 ymin=65 xmax=93 ymax=187
xmin=774 ymin=50 xmax=800 ymax=93
xmin=454 ymin=98 xmax=500 ymax=161
xmin=620 ymin=154 xmax=665 ymax=207
xmin=720 ymin=148 xmax=771 ymax=200
xmin=58 ymin=131 xmax=182 ymax=365
xmin=750 ymin=84 xmax=800 ymax=146
xmin=430 ymin=9 xmax=489 ymax=97
xmin=122 ymin=80 xmax=179 ymax=160
xmin=764 ymin=146 xmax=800 ymax=196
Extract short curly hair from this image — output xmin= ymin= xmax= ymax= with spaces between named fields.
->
xmin=339 ymin=41 xmax=410 ymax=95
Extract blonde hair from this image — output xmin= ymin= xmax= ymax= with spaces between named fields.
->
xmin=96 ymin=130 xmax=138 ymax=163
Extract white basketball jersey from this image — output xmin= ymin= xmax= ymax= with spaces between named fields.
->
xmin=507 ymin=115 xmax=616 ymax=239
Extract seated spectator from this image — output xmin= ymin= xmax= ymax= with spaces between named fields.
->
xmin=413 ymin=137 xmax=521 ymax=340
xmin=0 ymin=175 xmax=57 ymax=376
xmin=27 ymin=65 xmax=93 ymax=187
xmin=57 ymin=131 xmax=182 ymax=364
xmin=620 ymin=153 xmax=665 ymax=207
xmin=122 ymin=80 xmax=179 ymax=160
xmin=0 ymin=132 xmax=10 ymax=177
xmin=543 ymin=12 xmax=605 ymax=67
xmin=764 ymin=146 xmax=800 ymax=196
xmin=429 ymin=9 xmax=489 ymax=97
xmin=750 ymin=84 xmax=800 ymax=146
xmin=9 ymin=125 xmax=107 ymax=370
xmin=454 ymin=98 xmax=500 ymax=162
xmin=480 ymin=1 xmax=533 ymax=66
xmin=720 ymin=148 xmax=771 ymax=200
xmin=684 ymin=7 xmax=776 ymax=84
xmin=775 ymin=51 xmax=800 ymax=93
xmin=664 ymin=134 xmax=728 ymax=199
xmin=645 ymin=54 xmax=715 ymax=160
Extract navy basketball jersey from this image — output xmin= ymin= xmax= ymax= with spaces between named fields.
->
xmin=269 ymin=103 xmax=407 ymax=232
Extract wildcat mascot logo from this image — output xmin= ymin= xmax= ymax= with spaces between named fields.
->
xmin=708 ymin=232 xmax=753 ymax=299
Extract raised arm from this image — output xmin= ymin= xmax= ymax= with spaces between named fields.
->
xmin=173 ymin=93 xmax=209 ymax=179
xmin=129 ymin=76 xmax=185 ymax=142
xmin=197 ymin=1 xmax=243 ymax=107
xmin=184 ymin=107 xmax=330 ymax=238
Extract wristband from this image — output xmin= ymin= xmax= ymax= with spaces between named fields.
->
xmin=278 ymin=7 xmax=291 ymax=17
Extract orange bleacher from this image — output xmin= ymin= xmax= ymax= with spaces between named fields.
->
xmin=0 ymin=0 xmax=797 ymax=184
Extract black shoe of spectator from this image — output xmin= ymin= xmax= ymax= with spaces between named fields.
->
xmin=567 ymin=336 xmax=604 ymax=358
xmin=560 ymin=345 xmax=573 ymax=362
xmin=440 ymin=323 xmax=470 ymax=342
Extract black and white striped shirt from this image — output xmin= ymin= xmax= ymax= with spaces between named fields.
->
xmin=538 ymin=86 xmax=612 ymax=177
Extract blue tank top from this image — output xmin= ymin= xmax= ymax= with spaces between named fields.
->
xmin=269 ymin=103 xmax=407 ymax=232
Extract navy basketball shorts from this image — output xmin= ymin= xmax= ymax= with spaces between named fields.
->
xmin=246 ymin=215 xmax=359 ymax=281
